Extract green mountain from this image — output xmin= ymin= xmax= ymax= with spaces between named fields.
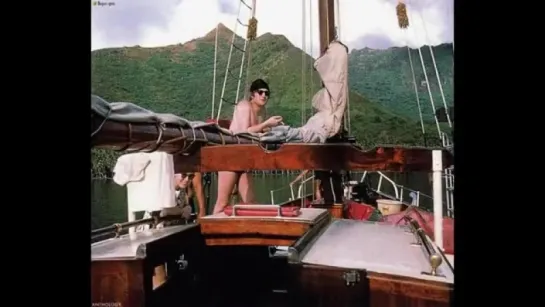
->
xmin=91 ymin=24 xmax=445 ymax=177
xmin=349 ymin=44 xmax=453 ymax=121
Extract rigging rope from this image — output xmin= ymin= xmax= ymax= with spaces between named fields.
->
xmin=233 ymin=31 xmax=251 ymax=110
xmin=398 ymin=0 xmax=442 ymax=140
xmin=407 ymin=47 xmax=427 ymax=144
xmin=211 ymin=25 xmax=220 ymax=118
xmin=309 ymin=0 xmax=315 ymax=107
xmin=301 ymin=0 xmax=307 ymax=126
xmin=447 ymin=0 xmax=454 ymax=53
xmin=216 ymin=0 xmax=243 ymax=120
xmin=216 ymin=0 xmax=255 ymax=120
xmin=300 ymin=0 xmax=308 ymax=204
xmin=243 ymin=2 xmax=257 ymax=95
xmin=416 ymin=48 xmax=441 ymax=140
xmin=397 ymin=1 xmax=426 ymax=144
xmin=412 ymin=2 xmax=452 ymax=128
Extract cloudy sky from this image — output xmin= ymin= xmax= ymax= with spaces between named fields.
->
xmin=92 ymin=0 xmax=453 ymax=56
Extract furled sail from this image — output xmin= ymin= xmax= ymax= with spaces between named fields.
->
xmin=260 ymin=41 xmax=348 ymax=143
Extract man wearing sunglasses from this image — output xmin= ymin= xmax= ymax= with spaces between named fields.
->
xmin=213 ymin=79 xmax=283 ymax=214
xmin=174 ymin=172 xmax=206 ymax=219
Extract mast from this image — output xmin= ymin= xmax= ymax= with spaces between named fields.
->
xmin=318 ymin=0 xmax=335 ymax=56
xmin=318 ymin=0 xmax=349 ymax=140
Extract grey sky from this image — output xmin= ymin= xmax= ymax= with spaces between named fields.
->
xmin=92 ymin=0 xmax=453 ymax=50
xmin=351 ymin=0 xmax=453 ymax=49
xmin=92 ymin=0 xmax=183 ymax=47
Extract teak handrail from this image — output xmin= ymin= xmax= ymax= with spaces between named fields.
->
xmin=91 ymin=215 xmax=188 ymax=240
xmin=403 ymin=216 xmax=450 ymax=277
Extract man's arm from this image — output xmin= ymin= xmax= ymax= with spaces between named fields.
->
xmin=231 ymin=102 xmax=269 ymax=133
xmin=247 ymin=122 xmax=269 ymax=133
xmin=191 ymin=172 xmax=206 ymax=217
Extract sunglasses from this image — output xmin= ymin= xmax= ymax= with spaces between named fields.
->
xmin=256 ymin=89 xmax=270 ymax=97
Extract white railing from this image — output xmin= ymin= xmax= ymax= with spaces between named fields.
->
xmin=440 ymin=131 xmax=453 ymax=150
xmin=270 ymin=170 xmax=454 ymax=217
xmin=269 ymin=186 xmax=292 ymax=205
xmin=295 ymin=176 xmax=315 ymax=199
xmin=270 ymin=176 xmax=314 ymax=204
xmin=271 ymin=171 xmax=434 ymax=208
xmin=360 ymin=170 xmax=453 ymax=217
xmin=440 ymin=131 xmax=455 ymax=218
xmin=359 ymin=171 xmax=433 ymax=208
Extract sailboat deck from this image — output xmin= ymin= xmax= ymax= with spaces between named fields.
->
xmin=301 ymin=219 xmax=454 ymax=283
xmin=91 ymin=224 xmax=199 ymax=261
xmin=199 ymin=208 xmax=331 ymax=246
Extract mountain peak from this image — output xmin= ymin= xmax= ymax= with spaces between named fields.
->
xmin=202 ymin=23 xmax=235 ymax=42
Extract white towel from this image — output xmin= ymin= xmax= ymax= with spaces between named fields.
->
xmin=112 ymin=153 xmax=151 ymax=186
xmin=114 ymin=152 xmax=177 ymax=213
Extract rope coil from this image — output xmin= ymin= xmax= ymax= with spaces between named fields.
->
xmin=247 ymin=17 xmax=258 ymax=41
xmin=396 ymin=2 xmax=409 ymax=29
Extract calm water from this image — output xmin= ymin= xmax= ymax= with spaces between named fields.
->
xmin=91 ymin=172 xmax=433 ymax=230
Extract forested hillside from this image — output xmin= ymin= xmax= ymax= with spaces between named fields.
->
xmin=349 ymin=44 xmax=453 ymax=120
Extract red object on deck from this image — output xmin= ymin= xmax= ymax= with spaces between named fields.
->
xmin=206 ymin=118 xmax=232 ymax=129
xmin=223 ymin=205 xmax=301 ymax=217
xmin=345 ymin=200 xmax=377 ymax=220
xmin=379 ymin=207 xmax=454 ymax=254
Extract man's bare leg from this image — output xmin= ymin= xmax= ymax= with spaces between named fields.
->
xmin=191 ymin=172 xmax=206 ymax=217
xmin=213 ymin=171 xmax=239 ymax=214
xmin=238 ymin=172 xmax=256 ymax=204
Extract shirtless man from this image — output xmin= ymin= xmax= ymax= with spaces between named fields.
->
xmin=213 ymin=79 xmax=283 ymax=214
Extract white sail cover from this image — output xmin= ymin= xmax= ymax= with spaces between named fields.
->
xmin=259 ymin=40 xmax=349 ymax=143
xmin=301 ymin=40 xmax=348 ymax=141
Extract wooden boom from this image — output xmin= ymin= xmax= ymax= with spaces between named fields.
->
xmin=91 ymin=113 xmax=257 ymax=153
xmin=92 ymin=113 xmax=453 ymax=173
xmin=173 ymin=143 xmax=452 ymax=173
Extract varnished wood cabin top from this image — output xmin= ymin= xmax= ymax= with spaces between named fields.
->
xmin=199 ymin=208 xmax=331 ymax=246
xmin=91 ymin=224 xmax=198 ymax=261
xmin=300 ymin=219 xmax=454 ymax=283
xmin=200 ymin=207 xmax=328 ymax=224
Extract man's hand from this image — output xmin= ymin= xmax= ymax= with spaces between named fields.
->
xmin=264 ymin=116 xmax=283 ymax=128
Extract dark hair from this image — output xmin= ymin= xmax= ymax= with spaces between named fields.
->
xmin=249 ymin=78 xmax=270 ymax=93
